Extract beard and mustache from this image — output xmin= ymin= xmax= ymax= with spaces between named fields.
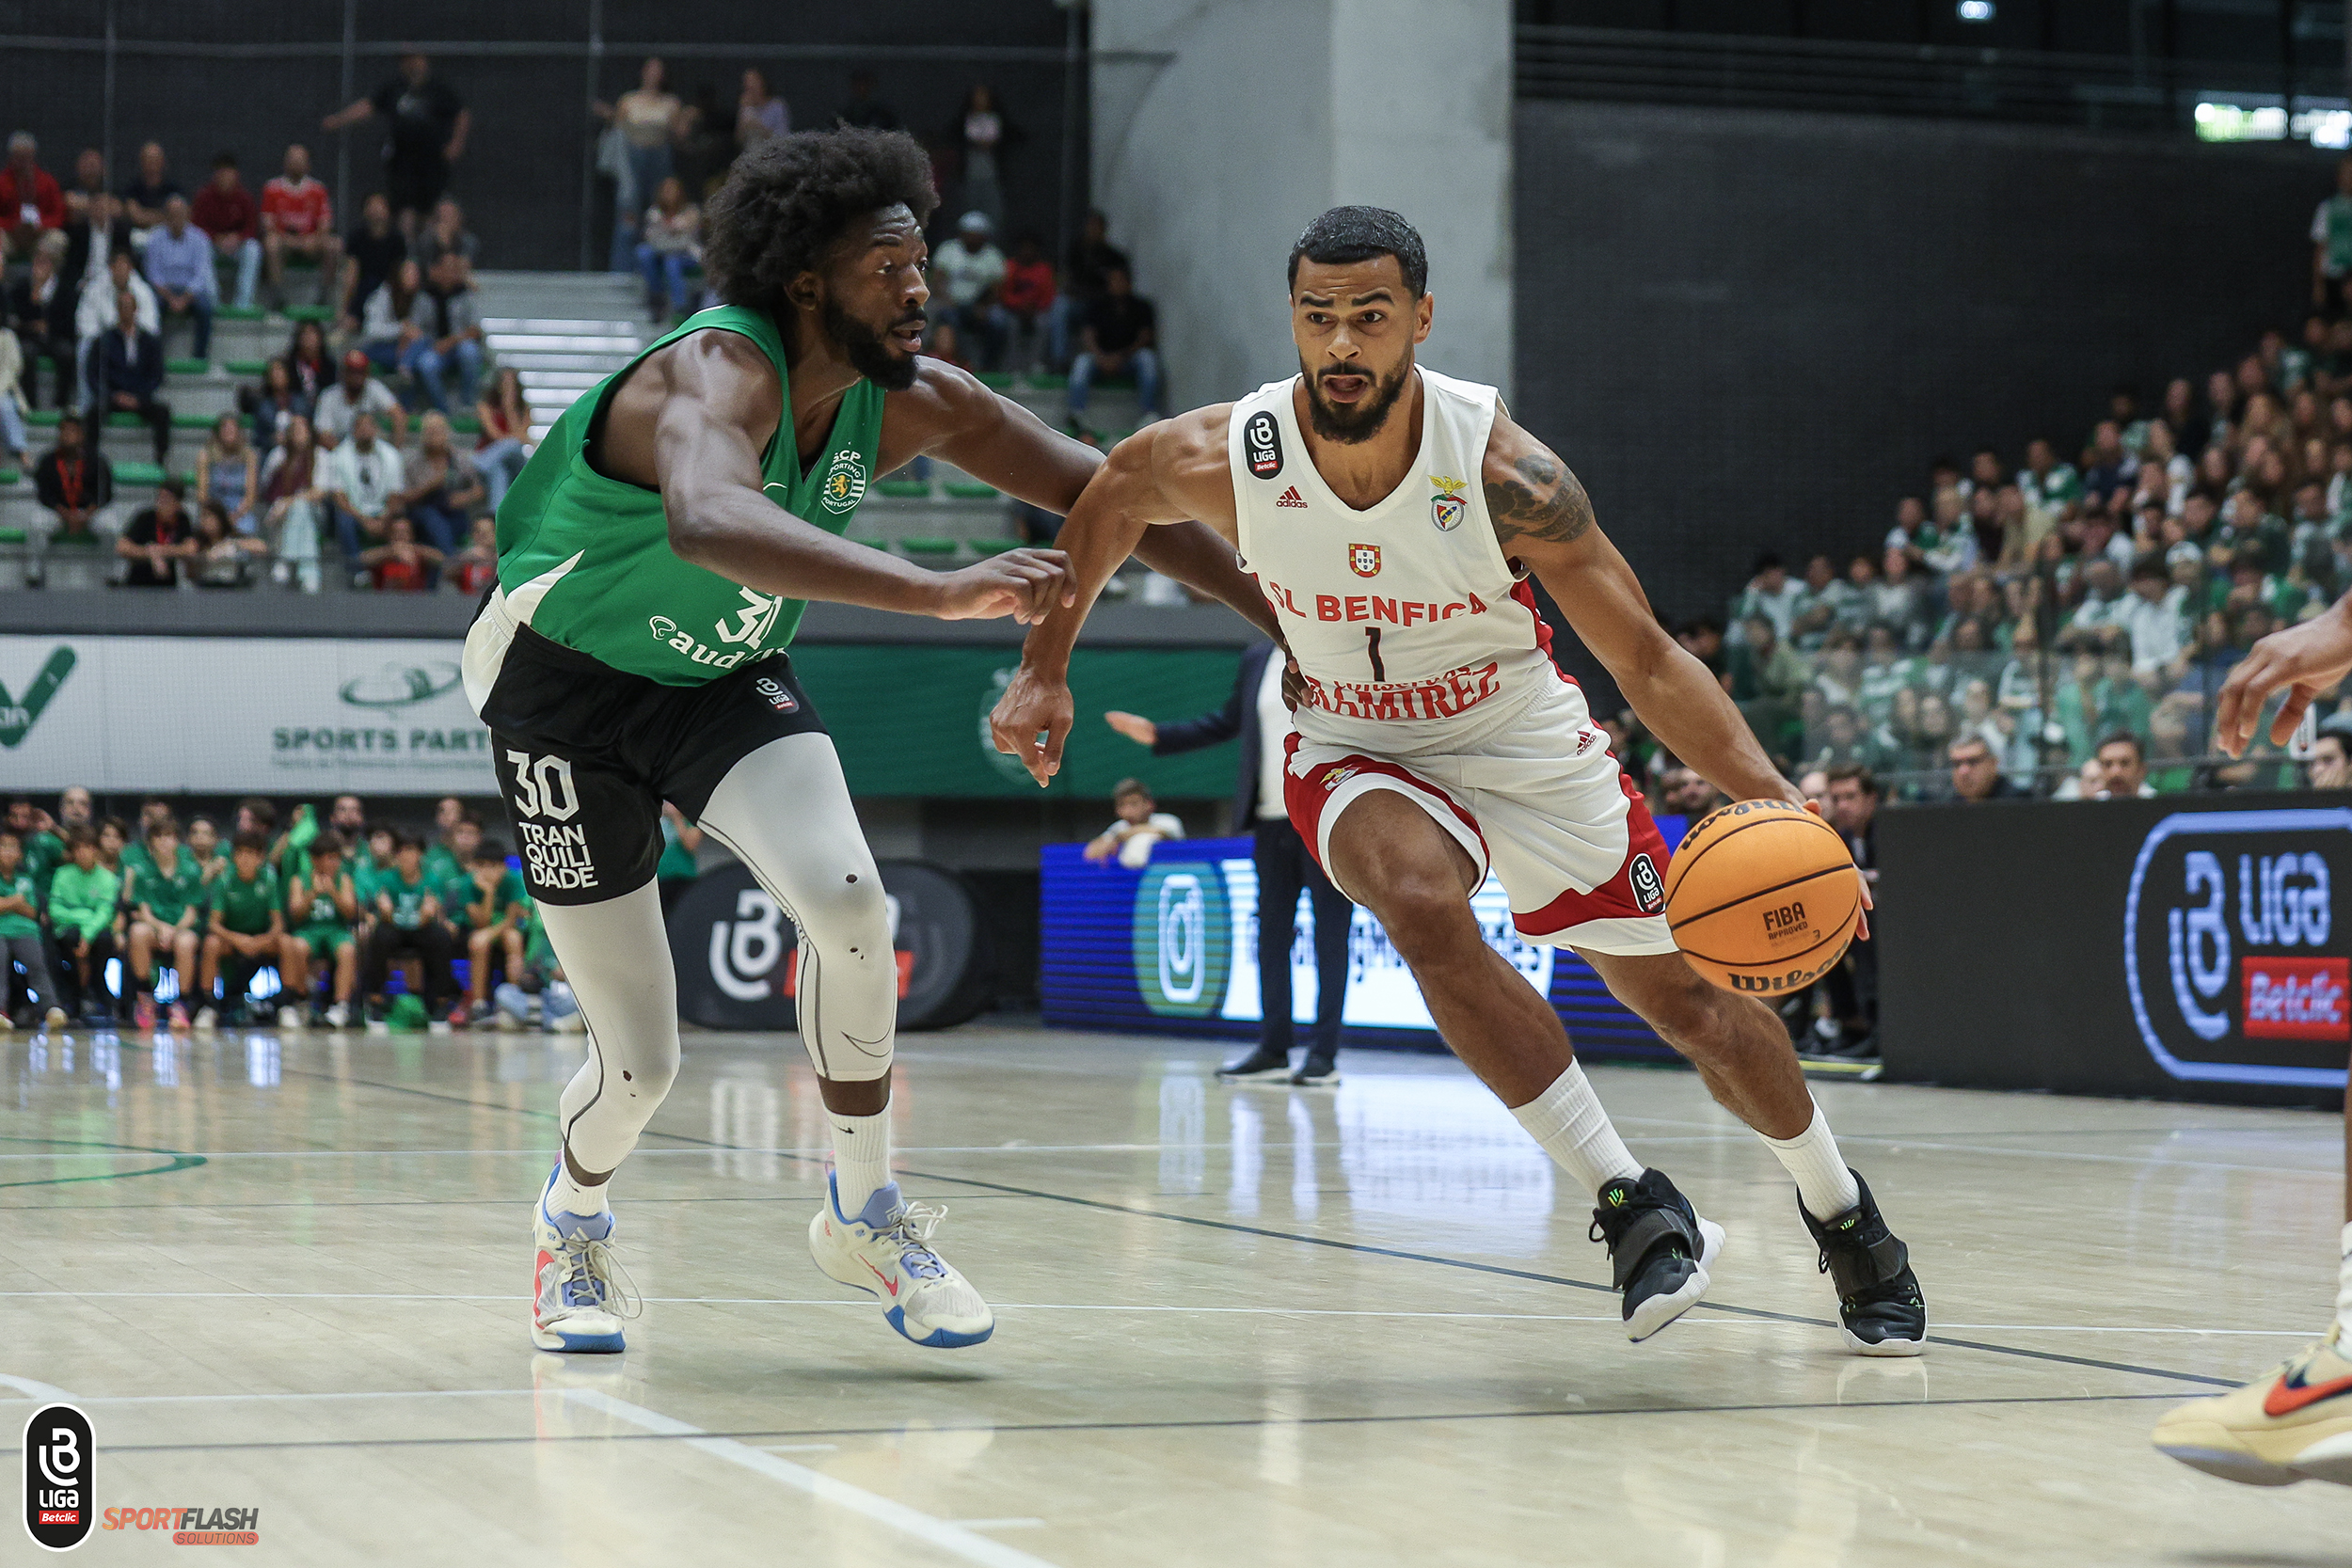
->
xmin=822 ymin=295 xmax=927 ymax=391
xmin=1300 ymin=356 xmax=1411 ymax=444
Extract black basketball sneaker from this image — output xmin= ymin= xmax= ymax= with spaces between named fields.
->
xmin=1216 ymin=1045 xmax=1295 ymax=1083
xmin=1590 ymin=1169 xmax=1725 ymax=1342
xmin=1800 ymin=1169 xmax=1927 ymax=1355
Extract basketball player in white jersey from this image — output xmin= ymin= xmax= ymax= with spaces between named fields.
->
xmin=991 ymin=208 xmax=1926 ymax=1350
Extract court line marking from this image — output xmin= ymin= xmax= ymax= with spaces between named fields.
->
xmin=952 ymin=1519 xmax=1046 ymax=1530
xmin=886 ymin=1167 xmax=2246 ymax=1389
xmin=0 ymin=1134 xmax=208 ymax=1191
xmin=0 ymin=1389 xmax=2203 ymax=1459
xmin=562 ymin=1388 xmax=1059 ymax=1568
xmin=253 ymin=1066 xmax=2247 ymax=1388
xmin=0 ymin=1292 xmax=2315 ymax=1337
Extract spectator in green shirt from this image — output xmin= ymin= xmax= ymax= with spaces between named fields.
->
xmin=424 ymin=813 xmax=479 ymax=902
xmin=283 ymin=830 xmax=360 ymax=1029
xmin=125 ymin=816 xmax=206 ymax=1032
xmin=197 ymin=830 xmax=283 ymax=1030
xmin=361 ymin=831 xmax=458 ymax=1026
xmin=185 ymin=815 xmax=226 ymax=886
xmin=459 ymin=843 xmax=530 ymax=1023
xmin=46 ymin=827 xmax=122 ymax=1023
xmin=0 ymin=829 xmax=66 ymax=1030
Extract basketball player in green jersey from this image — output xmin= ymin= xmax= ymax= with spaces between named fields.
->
xmin=467 ymin=128 xmax=1279 ymax=1354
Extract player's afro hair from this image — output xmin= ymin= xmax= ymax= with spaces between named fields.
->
xmin=703 ymin=128 xmax=938 ymax=317
xmin=1287 ymin=205 xmax=1428 ymax=297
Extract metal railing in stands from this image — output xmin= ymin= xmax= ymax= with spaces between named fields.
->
xmin=1515 ymin=23 xmax=2348 ymax=132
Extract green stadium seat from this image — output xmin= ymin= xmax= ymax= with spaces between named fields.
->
xmin=944 ymin=481 xmax=997 ymax=500
xmin=223 ymin=358 xmax=269 ymax=378
xmin=215 ymin=305 xmax=265 ymax=322
xmin=166 ymin=356 xmax=208 ymax=377
xmin=0 ymin=470 xmax=19 ymax=487
xmin=971 ymin=538 xmax=1025 ymax=553
xmin=170 ymin=411 xmax=216 ymax=429
xmin=283 ymin=305 xmax=332 ymax=324
xmin=898 ymin=537 xmax=960 ymax=557
xmin=449 ymin=414 xmax=481 ymax=436
xmin=112 ymin=462 xmax=167 ymax=486
xmin=46 ymin=532 xmax=101 ymax=550
xmin=25 ymin=409 xmax=60 ymax=427
xmin=1026 ymin=372 xmax=1069 ymax=390
xmin=975 ymin=372 xmax=1015 ymax=391
xmin=876 ymin=478 xmax=930 ymax=499
xmin=0 ymin=530 xmax=25 ymax=546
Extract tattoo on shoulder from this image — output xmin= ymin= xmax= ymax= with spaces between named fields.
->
xmin=1485 ymin=452 xmax=1595 ymax=548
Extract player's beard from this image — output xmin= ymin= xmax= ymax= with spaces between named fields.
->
xmin=1301 ymin=356 xmax=1411 ymax=444
xmin=823 ymin=297 xmax=925 ymax=391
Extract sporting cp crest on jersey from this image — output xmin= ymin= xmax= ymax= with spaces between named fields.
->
xmin=1429 ymin=473 xmax=1468 ymax=532
xmin=1348 ymin=543 xmax=1381 ymax=578
xmin=819 ymin=448 xmax=869 ymax=515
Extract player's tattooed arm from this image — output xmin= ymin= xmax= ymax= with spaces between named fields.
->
xmin=1484 ymin=450 xmax=1596 ymax=550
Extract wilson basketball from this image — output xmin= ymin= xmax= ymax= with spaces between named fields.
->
xmin=1661 ymin=800 xmax=1862 ymax=995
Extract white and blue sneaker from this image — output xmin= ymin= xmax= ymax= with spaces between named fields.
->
xmin=807 ymin=1173 xmax=994 ymax=1349
xmin=531 ymin=1167 xmax=641 ymax=1354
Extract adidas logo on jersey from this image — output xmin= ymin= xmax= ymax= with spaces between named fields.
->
xmin=1275 ymin=486 xmax=1308 ymax=508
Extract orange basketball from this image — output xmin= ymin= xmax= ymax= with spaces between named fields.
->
xmin=1661 ymin=799 xmax=1861 ymax=995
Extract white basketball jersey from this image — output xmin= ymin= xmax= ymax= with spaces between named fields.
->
xmin=1228 ymin=368 xmax=1581 ymax=752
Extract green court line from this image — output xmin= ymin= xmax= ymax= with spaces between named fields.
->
xmin=0 ymin=1135 xmax=207 ymax=1191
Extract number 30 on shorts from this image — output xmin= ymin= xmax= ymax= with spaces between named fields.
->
xmin=505 ymin=751 xmax=581 ymax=821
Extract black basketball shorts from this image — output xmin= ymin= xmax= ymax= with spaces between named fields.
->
xmin=473 ymin=623 xmax=827 ymax=906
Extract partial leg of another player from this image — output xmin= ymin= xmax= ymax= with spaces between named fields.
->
xmin=698 ymin=733 xmax=993 ymax=1349
xmin=1324 ymin=790 xmax=1721 ymax=1341
xmin=1578 ymin=948 xmax=1926 ymax=1354
xmin=2153 ymin=1097 xmax=2352 ymax=1485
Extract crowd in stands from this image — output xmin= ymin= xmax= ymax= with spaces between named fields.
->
xmin=587 ymin=57 xmax=1164 ymax=435
xmin=0 ymin=55 xmax=1162 ymax=592
xmin=1600 ymin=167 xmax=2352 ymax=804
xmin=0 ymin=788 xmax=580 ymax=1034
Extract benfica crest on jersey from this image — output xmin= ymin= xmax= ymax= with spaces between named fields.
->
xmin=1430 ymin=473 xmax=1468 ymax=531
xmin=1347 ymin=543 xmax=1381 ymax=578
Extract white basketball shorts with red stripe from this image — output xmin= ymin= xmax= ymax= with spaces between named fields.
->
xmin=1282 ymin=676 xmax=1677 ymax=955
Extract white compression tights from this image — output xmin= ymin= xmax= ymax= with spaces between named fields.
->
xmin=536 ymin=732 xmax=898 ymax=1176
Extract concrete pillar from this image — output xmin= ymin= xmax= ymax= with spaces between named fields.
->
xmin=1091 ymin=0 xmax=1513 ymax=412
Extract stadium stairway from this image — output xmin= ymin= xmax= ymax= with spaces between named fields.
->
xmin=0 ymin=271 xmax=1147 ymax=588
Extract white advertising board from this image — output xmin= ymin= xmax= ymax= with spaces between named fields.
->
xmin=0 ymin=635 xmax=493 ymax=795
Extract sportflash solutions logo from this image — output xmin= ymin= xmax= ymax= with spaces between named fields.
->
xmin=2125 ymin=809 xmax=2350 ymax=1086
xmin=101 ymin=1506 xmax=262 ymax=1546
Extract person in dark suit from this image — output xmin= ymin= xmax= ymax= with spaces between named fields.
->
xmin=97 ymin=289 xmax=170 ymax=464
xmin=1105 ymin=639 xmax=1351 ymax=1085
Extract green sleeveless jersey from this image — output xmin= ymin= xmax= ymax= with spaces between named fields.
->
xmin=495 ymin=304 xmax=886 ymax=685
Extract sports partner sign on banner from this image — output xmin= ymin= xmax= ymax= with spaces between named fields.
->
xmin=0 ymin=636 xmax=494 ymax=794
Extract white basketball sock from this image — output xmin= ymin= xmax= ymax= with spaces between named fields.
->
xmin=1761 ymin=1101 xmax=1861 ymax=1221
xmin=829 ymin=1111 xmax=894 ymax=1218
xmin=1510 ymin=1061 xmax=1644 ymax=1197
xmin=2334 ymin=1224 xmax=2352 ymax=1342
xmin=547 ymin=1156 xmax=611 ymax=1218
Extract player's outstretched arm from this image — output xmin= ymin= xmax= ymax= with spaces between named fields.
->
xmin=987 ymin=408 xmax=1245 ymax=784
xmin=1482 ymin=416 xmax=1796 ymax=808
xmin=888 ymin=363 xmax=1276 ymax=632
xmin=649 ymin=332 xmax=1068 ymax=623
xmin=2214 ymin=594 xmax=2352 ymax=754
